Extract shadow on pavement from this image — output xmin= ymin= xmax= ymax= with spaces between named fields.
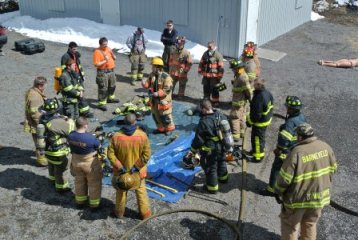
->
xmin=0 ymin=146 xmax=37 ymax=167
xmin=0 ymin=168 xmax=115 ymax=220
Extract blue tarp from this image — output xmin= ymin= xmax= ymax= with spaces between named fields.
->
xmin=101 ymin=101 xmax=201 ymax=203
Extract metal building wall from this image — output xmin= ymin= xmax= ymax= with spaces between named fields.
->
xmin=19 ymin=0 xmax=101 ymax=22
xmin=120 ymin=0 xmax=241 ymax=57
xmin=257 ymin=0 xmax=312 ymax=45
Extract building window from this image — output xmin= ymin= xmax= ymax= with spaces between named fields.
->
xmin=295 ymin=0 xmax=303 ymax=9
xmin=48 ymin=0 xmax=65 ymax=12
xmin=162 ymin=0 xmax=189 ymax=26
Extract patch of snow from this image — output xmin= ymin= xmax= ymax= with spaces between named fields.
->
xmin=0 ymin=11 xmax=207 ymax=61
xmin=311 ymin=11 xmax=325 ymax=21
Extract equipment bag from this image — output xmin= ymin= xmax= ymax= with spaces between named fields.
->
xmin=0 ymin=35 xmax=7 ymax=45
xmin=14 ymin=38 xmax=35 ymax=51
xmin=23 ymin=41 xmax=45 ymax=54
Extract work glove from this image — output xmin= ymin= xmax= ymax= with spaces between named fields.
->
xmin=274 ymin=194 xmax=283 ymax=204
xmin=118 ymin=167 xmax=127 ymax=175
xmin=130 ymin=166 xmax=139 ymax=174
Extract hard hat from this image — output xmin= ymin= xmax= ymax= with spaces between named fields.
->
xmin=229 ymin=59 xmax=245 ymax=69
xmin=176 ymin=36 xmax=186 ymax=45
xmin=182 ymin=152 xmax=200 ymax=169
xmin=243 ymin=47 xmax=254 ymax=57
xmin=214 ymin=82 xmax=227 ymax=92
xmin=151 ymin=57 xmax=164 ymax=66
xmin=295 ymin=123 xmax=314 ymax=137
xmin=42 ymin=98 xmax=60 ymax=114
xmin=112 ymin=172 xmax=141 ymax=191
xmin=285 ymin=96 xmax=303 ymax=110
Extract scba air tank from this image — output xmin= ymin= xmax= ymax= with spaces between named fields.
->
xmin=219 ymin=119 xmax=234 ymax=152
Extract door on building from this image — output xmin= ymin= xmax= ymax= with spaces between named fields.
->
xmin=100 ymin=0 xmax=121 ymax=26
xmin=246 ymin=0 xmax=260 ymax=44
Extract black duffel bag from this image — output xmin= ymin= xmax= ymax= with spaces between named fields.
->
xmin=14 ymin=38 xmax=35 ymax=51
xmin=23 ymin=41 xmax=45 ymax=54
xmin=0 ymin=35 xmax=7 ymax=45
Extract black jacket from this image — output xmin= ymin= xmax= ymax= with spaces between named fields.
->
xmin=160 ymin=28 xmax=178 ymax=46
xmin=191 ymin=110 xmax=226 ymax=153
xmin=248 ymin=88 xmax=274 ymax=127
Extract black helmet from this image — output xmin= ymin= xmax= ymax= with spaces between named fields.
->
xmin=229 ymin=59 xmax=245 ymax=69
xmin=42 ymin=98 xmax=60 ymax=114
xmin=285 ymin=96 xmax=303 ymax=110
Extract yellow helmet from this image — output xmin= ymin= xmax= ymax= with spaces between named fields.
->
xmin=112 ymin=172 xmax=141 ymax=190
xmin=151 ymin=57 xmax=164 ymax=66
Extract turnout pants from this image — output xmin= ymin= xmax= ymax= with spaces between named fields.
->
xmin=96 ymin=70 xmax=117 ymax=106
xmin=172 ymin=76 xmax=188 ymax=96
xmin=202 ymin=77 xmax=221 ymax=103
xmin=280 ymin=207 xmax=322 ymax=240
xmin=46 ymin=155 xmax=69 ymax=190
xmin=267 ymin=153 xmax=287 ymax=192
xmin=63 ymin=99 xmax=90 ymax=120
xmin=151 ymin=104 xmax=175 ymax=132
xmin=114 ymin=179 xmax=152 ymax=219
xmin=31 ymin=133 xmax=47 ymax=166
xmin=162 ymin=45 xmax=176 ymax=72
xmin=251 ymin=126 xmax=267 ymax=161
xmin=129 ymin=52 xmax=147 ymax=81
xmin=70 ymin=153 xmax=103 ymax=207
xmin=229 ymin=106 xmax=246 ymax=141
xmin=200 ymin=147 xmax=228 ymax=192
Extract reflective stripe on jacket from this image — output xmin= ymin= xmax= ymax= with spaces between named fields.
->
xmin=247 ymin=88 xmax=274 ymax=127
xmin=24 ymin=87 xmax=45 ymax=133
xmin=275 ymin=137 xmax=337 ymax=209
xmin=169 ymin=48 xmax=192 ymax=78
xmin=198 ymin=50 xmax=224 ymax=78
xmin=277 ymin=112 xmax=306 ymax=152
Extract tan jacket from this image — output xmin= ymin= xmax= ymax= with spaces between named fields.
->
xmin=275 ymin=136 xmax=337 ymax=209
xmin=169 ymin=48 xmax=192 ymax=78
xmin=142 ymin=71 xmax=173 ymax=113
xmin=107 ymin=128 xmax=151 ymax=178
xmin=231 ymin=72 xmax=251 ymax=107
xmin=244 ymin=58 xmax=257 ymax=83
xmin=24 ymin=87 xmax=45 ymax=133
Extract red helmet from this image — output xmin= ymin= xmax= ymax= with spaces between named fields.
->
xmin=243 ymin=47 xmax=254 ymax=57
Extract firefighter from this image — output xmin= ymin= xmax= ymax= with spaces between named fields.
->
xmin=198 ymin=41 xmax=224 ymax=106
xmin=229 ymin=59 xmax=252 ymax=142
xmin=126 ymin=27 xmax=148 ymax=86
xmin=186 ymin=99 xmax=229 ymax=194
xmin=274 ymin=123 xmax=337 ymax=240
xmin=246 ymin=79 xmax=274 ymax=162
xmin=169 ymin=36 xmax=193 ymax=98
xmin=60 ymin=42 xmax=93 ymax=118
xmin=67 ymin=117 xmax=102 ymax=209
xmin=142 ymin=57 xmax=175 ymax=134
xmin=24 ymin=76 xmax=48 ymax=167
xmin=107 ymin=113 xmax=152 ymax=219
xmin=261 ymin=96 xmax=306 ymax=196
xmin=241 ymin=41 xmax=261 ymax=78
xmin=59 ymin=58 xmax=91 ymax=119
xmin=241 ymin=45 xmax=258 ymax=85
xmin=39 ymin=98 xmax=75 ymax=192
xmin=160 ymin=20 xmax=178 ymax=72
xmin=93 ymin=37 xmax=119 ymax=111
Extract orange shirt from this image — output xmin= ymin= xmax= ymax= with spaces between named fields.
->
xmin=93 ymin=47 xmax=116 ymax=70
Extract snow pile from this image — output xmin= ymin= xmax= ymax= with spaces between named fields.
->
xmin=311 ymin=11 xmax=325 ymax=21
xmin=0 ymin=12 xmax=207 ymax=61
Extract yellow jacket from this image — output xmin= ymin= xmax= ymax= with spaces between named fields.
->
xmin=107 ymin=127 xmax=151 ymax=178
xmin=24 ymin=87 xmax=45 ymax=133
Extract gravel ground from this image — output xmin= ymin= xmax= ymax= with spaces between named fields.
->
xmin=0 ymin=18 xmax=357 ymax=240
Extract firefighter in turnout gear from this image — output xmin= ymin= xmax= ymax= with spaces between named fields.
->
xmin=60 ymin=58 xmax=91 ymax=119
xmin=93 ymin=37 xmax=119 ymax=111
xmin=68 ymin=117 xmax=103 ymax=209
xmin=261 ymin=96 xmax=306 ymax=196
xmin=241 ymin=44 xmax=258 ymax=85
xmin=274 ymin=123 xmax=337 ymax=240
xmin=169 ymin=36 xmax=192 ymax=98
xmin=126 ymin=27 xmax=148 ymax=86
xmin=142 ymin=57 xmax=175 ymax=133
xmin=107 ymin=114 xmax=152 ymax=219
xmin=39 ymin=98 xmax=75 ymax=192
xmin=229 ymin=59 xmax=252 ymax=142
xmin=241 ymin=41 xmax=261 ymax=78
xmin=198 ymin=41 xmax=224 ymax=105
xmin=188 ymin=99 xmax=229 ymax=194
xmin=24 ymin=76 xmax=48 ymax=167
xmin=247 ymin=79 xmax=274 ymax=162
